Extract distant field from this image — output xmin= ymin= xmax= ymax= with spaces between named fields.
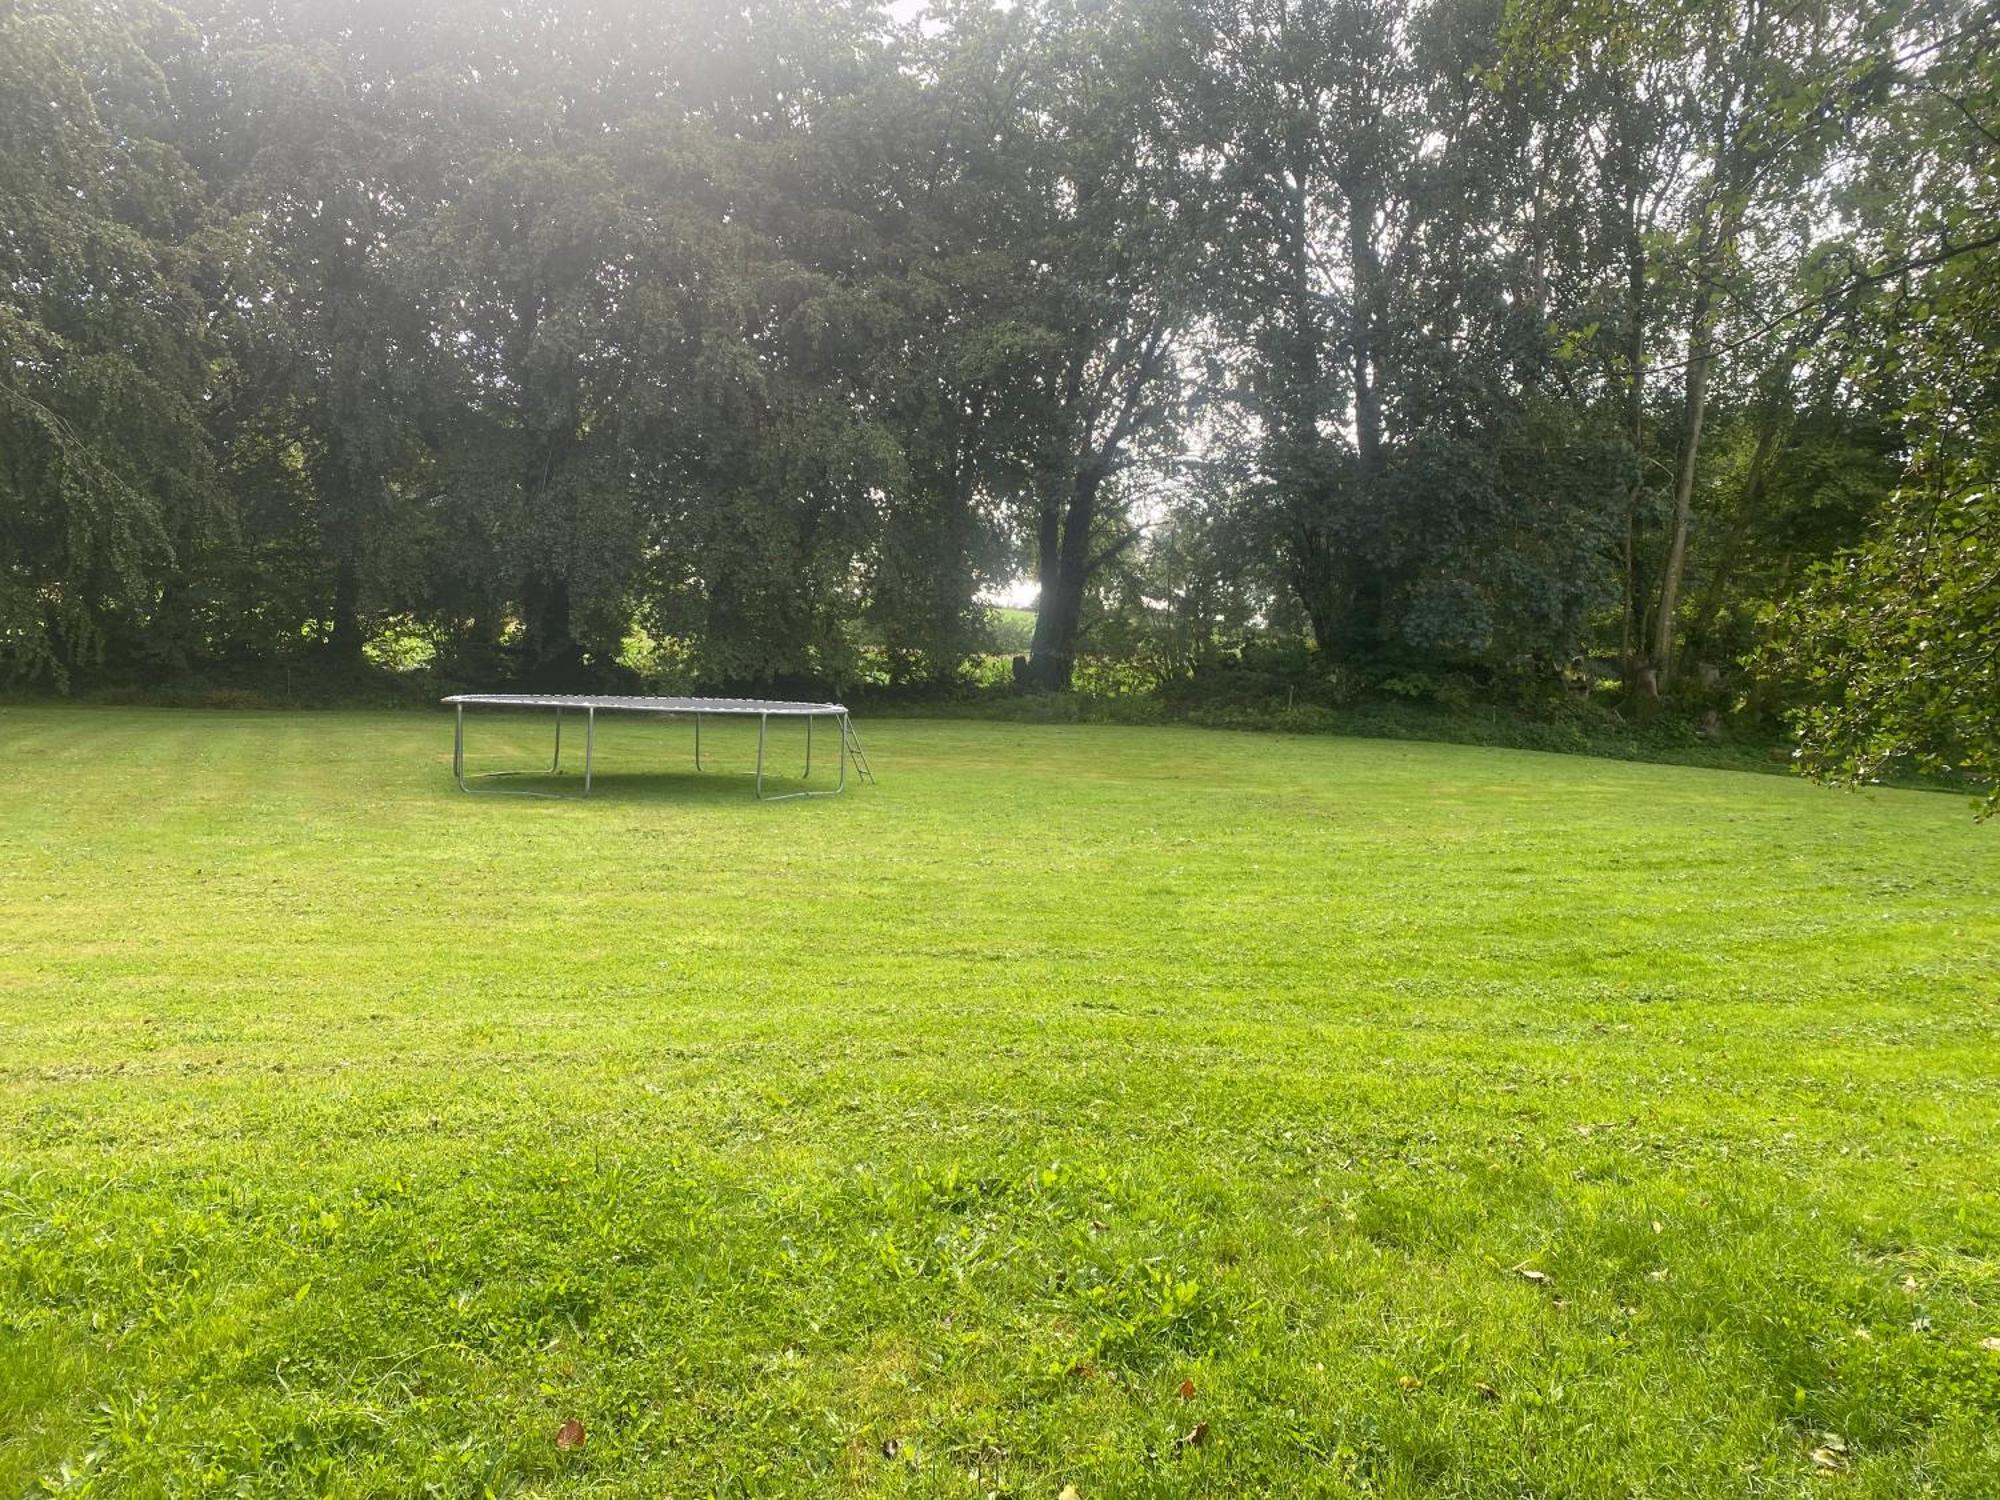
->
xmin=1 ymin=708 xmax=1996 ymax=1497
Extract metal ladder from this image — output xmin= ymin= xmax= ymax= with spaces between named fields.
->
xmin=843 ymin=717 xmax=877 ymax=784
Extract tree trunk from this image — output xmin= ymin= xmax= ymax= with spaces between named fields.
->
xmin=1291 ymin=518 xmax=1341 ymax=656
xmin=1651 ymin=8 xmax=1756 ymax=693
xmin=1652 ymin=278 xmax=1716 ymax=690
xmin=326 ymin=555 xmax=364 ymax=665
xmin=1026 ymin=469 xmax=1101 ymax=691
xmin=519 ymin=570 xmax=582 ymax=687
xmin=1278 ymin=166 xmax=1341 ymax=658
xmin=1348 ymin=191 xmax=1385 ymax=490
xmin=1617 ymin=128 xmax=1654 ymax=703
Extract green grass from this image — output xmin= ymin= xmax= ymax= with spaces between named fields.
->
xmin=2 ymin=708 xmax=1997 ymax=1498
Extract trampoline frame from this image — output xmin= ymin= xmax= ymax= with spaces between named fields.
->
xmin=444 ymin=694 xmax=866 ymax=801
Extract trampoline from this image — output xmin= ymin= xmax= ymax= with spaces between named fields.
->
xmin=444 ymin=694 xmax=873 ymax=801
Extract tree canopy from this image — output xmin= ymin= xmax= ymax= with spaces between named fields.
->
xmin=2 ymin=0 xmax=1994 ymax=798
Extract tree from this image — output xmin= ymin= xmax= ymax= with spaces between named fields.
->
xmin=0 ymin=0 xmax=228 ymax=685
xmin=1762 ymin=0 xmax=1999 ymax=811
xmin=939 ymin=0 xmax=1202 ymax=691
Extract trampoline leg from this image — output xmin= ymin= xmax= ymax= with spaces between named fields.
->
xmin=755 ymin=713 xmax=848 ymax=800
xmin=584 ymin=707 xmax=595 ymax=795
xmin=805 ymin=715 xmax=812 ymax=779
xmin=694 ymin=713 xmax=702 ymax=771
xmin=451 ymin=705 xmax=588 ymax=800
xmin=551 ymin=707 xmax=562 ymax=774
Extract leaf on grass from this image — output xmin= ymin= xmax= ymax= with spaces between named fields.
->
xmin=1059 ymin=1486 xmax=1081 ymax=1500
xmin=1068 ymin=1362 xmax=1097 ymax=1381
xmin=1396 ymin=1375 xmax=1422 ymax=1391
xmin=880 ymin=1437 xmax=901 ymax=1460
xmin=1809 ymin=1446 xmax=1848 ymax=1472
xmin=1176 ymin=1378 xmax=1196 ymax=1401
xmin=1172 ymin=1421 xmax=1209 ymax=1455
xmin=1980 ymin=1336 xmax=2000 ymax=1352
xmin=1650 ymin=1220 xmax=1664 ymax=1235
xmin=554 ymin=1418 xmax=585 ymax=1451
xmin=1516 ymin=1267 xmax=1551 ymax=1286
xmin=1647 ymin=1268 xmax=1671 ymax=1282
xmin=1475 ymin=1382 xmax=1500 ymax=1402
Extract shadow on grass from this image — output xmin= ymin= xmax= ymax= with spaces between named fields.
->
xmin=447 ymin=768 xmax=849 ymax=805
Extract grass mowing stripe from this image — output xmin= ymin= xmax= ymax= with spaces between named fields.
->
xmin=0 ymin=707 xmax=1996 ymax=1497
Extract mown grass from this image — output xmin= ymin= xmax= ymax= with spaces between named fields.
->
xmin=1 ymin=707 xmax=1996 ymax=1498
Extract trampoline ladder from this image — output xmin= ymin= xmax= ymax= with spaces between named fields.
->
xmin=843 ymin=718 xmax=877 ymax=784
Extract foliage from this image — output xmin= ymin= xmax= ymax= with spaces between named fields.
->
xmin=1761 ymin=4 xmax=2000 ymax=812
xmin=1769 ymin=479 xmax=1999 ymax=814
xmin=0 ymin=0 xmax=1992 ymax=793
xmin=0 ymin=0 xmax=228 ymax=684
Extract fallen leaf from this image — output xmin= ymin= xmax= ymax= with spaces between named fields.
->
xmin=1809 ymin=1446 xmax=1847 ymax=1472
xmin=1068 ymin=1362 xmax=1097 ymax=1381
xmin=1176 ymin=1378 xmax=1196 ymax=1401
xmin=1647 ymin=1268 xmax=1671 ymax=1282
xmin=554 ymin=1418 xmax=585 ymax=1451
xmin=1397 ymin=1375 xmax=1422 ymax=1390
xmin=1475 ymin=1381 xmax=1500 ymax=1402
xmin=1819 ymin=1434 xmax=1848 ymax=1453
xmin=1516 ymin=1268 xmax=1551 ymax=1286
xmin=1172 ymin=1421 xmax=1209 ymax=1455
xmin=880 ymin=1437 xmax=901 ymax=1460
xmin=1980 ymin=1336 xmax=2000 ymax=1352
xmin=1901 ymin=1274 xmax=1920 ymax=1294
xmin=1650 ymin=1219 xmax=1664 ymax=1235
xmin=1059 ymin=1486 xmax=1081 ymax=1500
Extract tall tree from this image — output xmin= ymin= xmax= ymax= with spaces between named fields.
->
xmin=1763 ymin=0 xmax=2000 ymax=810
xmin=0 ymin=0 xmax=228 ymax=684
xmin=943 ymin=0 xmax=1201 ymax=691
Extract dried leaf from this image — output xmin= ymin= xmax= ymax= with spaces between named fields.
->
xmin=880 ymin=1437 xmax=901 ymax=1460
xmin=1068 ymin=1362 xmax=1097 ymax=1381
xmin=1809 ymin=1446 xmax=1848 ymax=1472
xmin=554 ymin=1418 xmax=585 ymax=1451
xmin=1650 ymin=1219 xmax=1664 ymax=1235
xmin=1516 ymin=1268 xmax=1551 ymax=1286
xmin=1396 ymin=1375 xmax=1422 ymax=1390
xmin=1059 ymin=1486 xmax=1081 ymax=1500
xmin=1979 ymin=1336 xmax=2000 ymax=1352
xmin=1474 ymin=1381 xmax=1500 ymax=1402
xmin=1176 ymin=1378 xmax=1197 ymax=1401
xmin=1647 ymin=1268 xmax=1671 ymax=1282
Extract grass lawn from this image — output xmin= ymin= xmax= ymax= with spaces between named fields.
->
xmin=2 ymin=707 xmax=1997 ymax=1498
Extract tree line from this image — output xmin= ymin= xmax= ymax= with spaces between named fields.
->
xmin=2 ymin=0 xmax=1994 ymax=783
